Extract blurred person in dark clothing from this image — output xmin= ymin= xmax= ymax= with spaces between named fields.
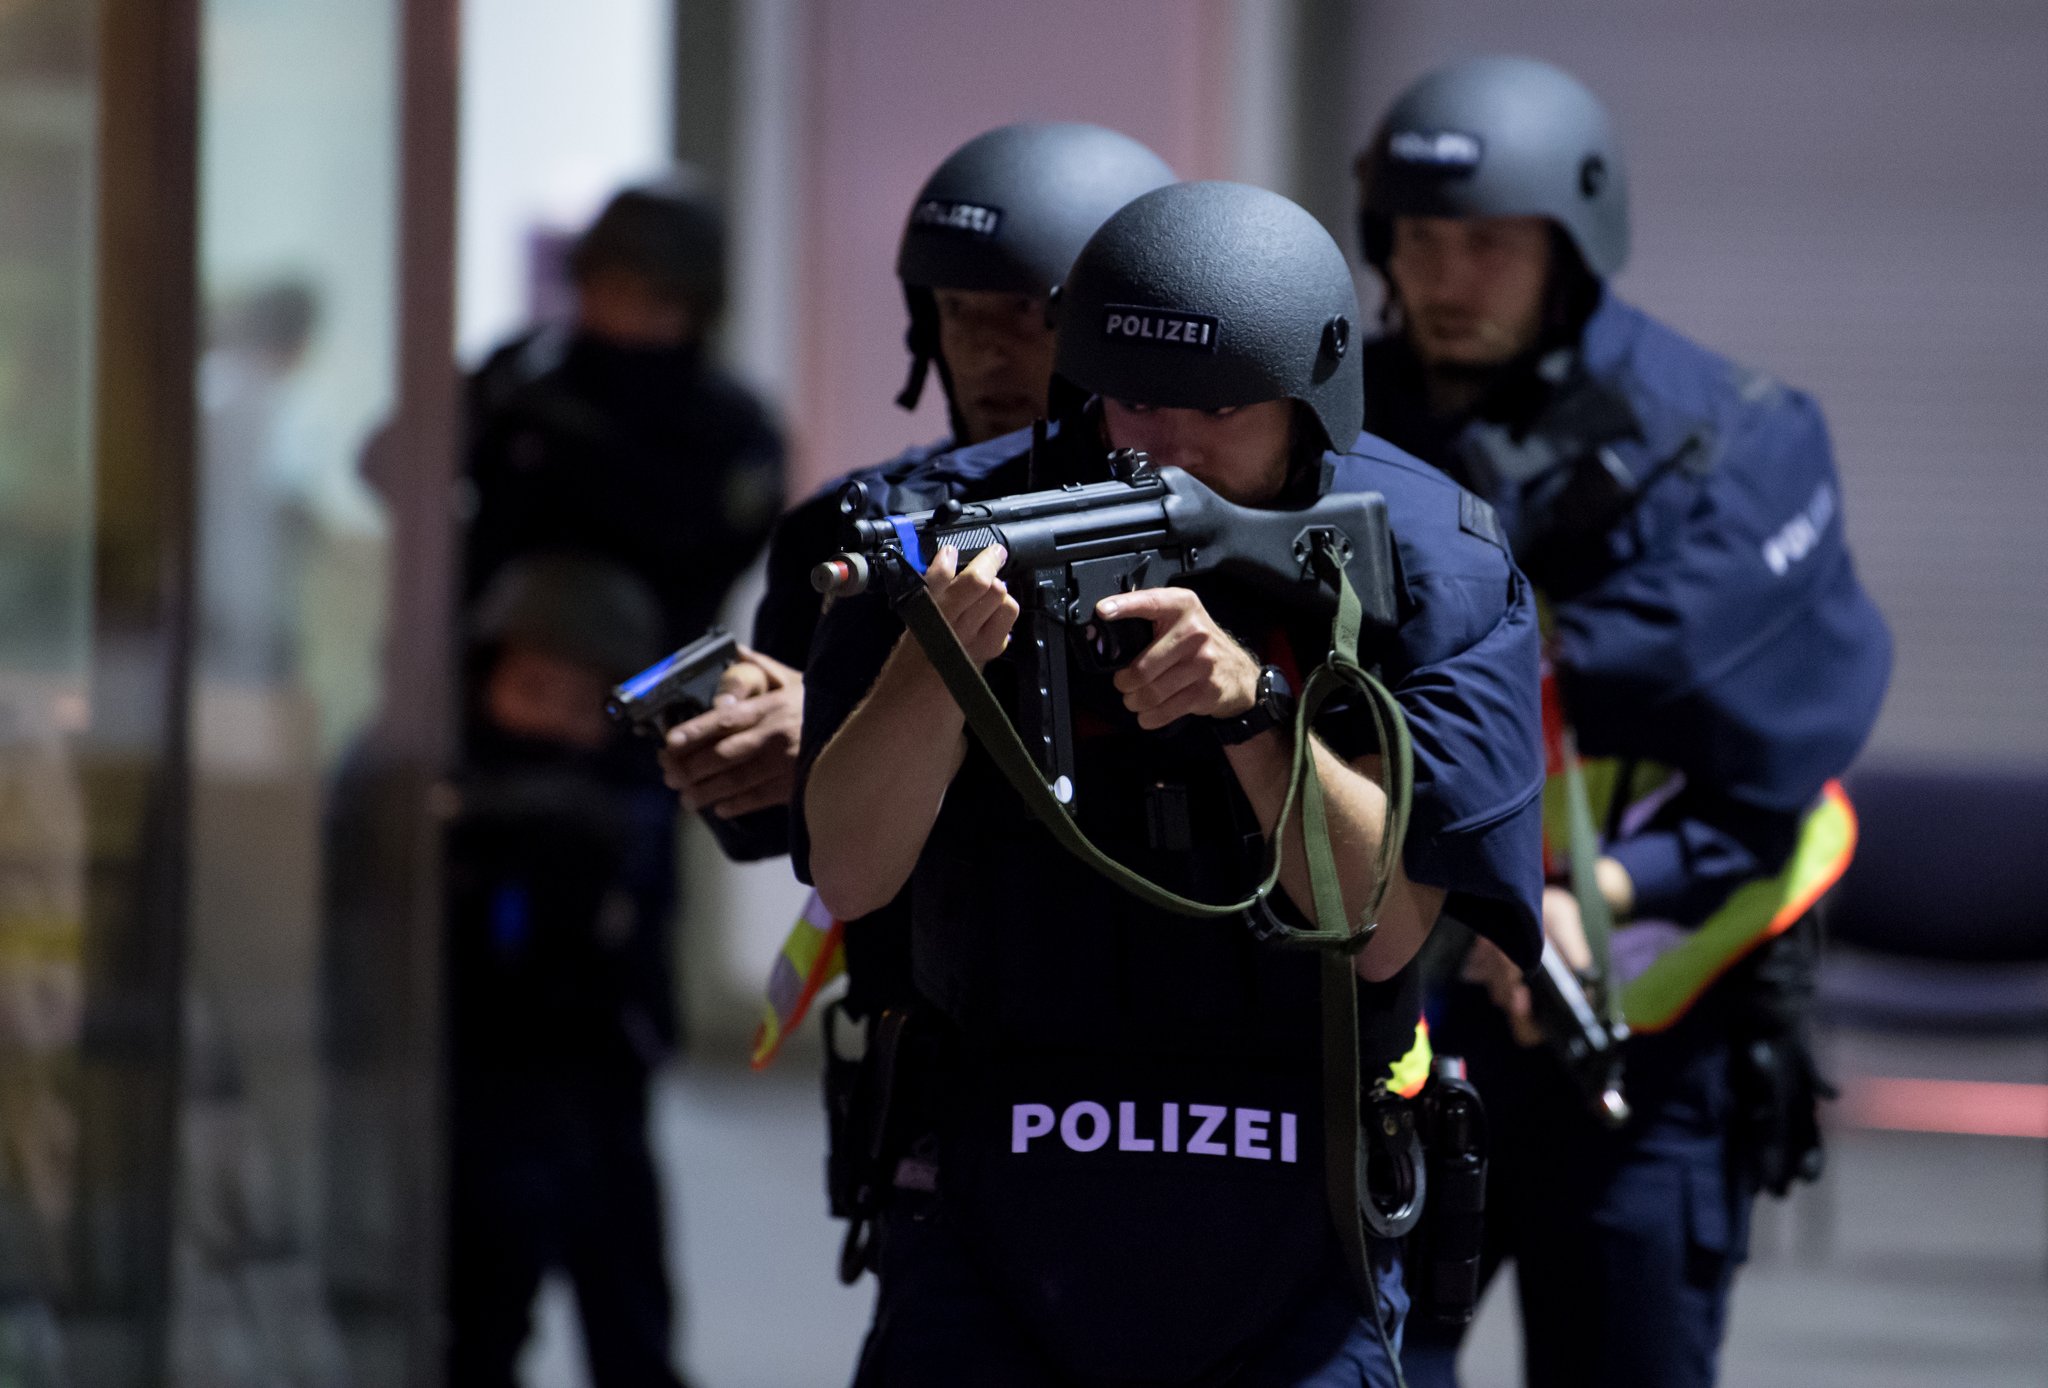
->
xmin=445 ymin=555 xmax=691 ymax=1388
xmin=463 ymin=171 xmax=785 ymax=651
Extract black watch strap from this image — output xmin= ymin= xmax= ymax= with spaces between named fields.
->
xmin=1216 ymin=664 xmax=1296 ymax=746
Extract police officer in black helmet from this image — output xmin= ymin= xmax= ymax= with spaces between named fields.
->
xmin=795 ymin=180 xmax=1543 ymax=1386
xmin=661 ymin=124 xmax=1175 ymax=855
xmin=1354 ymin=57 xmax=1890 ymax=1388
xmin=653 ymin=122 xmax=1174 ymax=1289
xmin=465 ymin=171 xmax=785 ymax=647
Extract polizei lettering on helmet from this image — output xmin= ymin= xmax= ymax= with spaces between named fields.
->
xmin=911 ymin=199 xmax=1003 ymax=238
xmin=1102 ymin=304 xmax=1221 ymax=352
xmin=1011 ymin=1100 xmax=1299 ymax=1163
xmin=1386 ymin=128 xmax=1484 ymax=173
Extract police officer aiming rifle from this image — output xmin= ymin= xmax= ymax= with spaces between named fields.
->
xmin=797 ymin=180 xmax=1544 ymax=1387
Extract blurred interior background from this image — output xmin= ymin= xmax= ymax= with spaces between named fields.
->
xmin=0 ymin=1 xmax=2042 ymax=1385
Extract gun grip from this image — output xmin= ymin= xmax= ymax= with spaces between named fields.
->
xmin=1080 ymin=616 xmax=1154 ymax=672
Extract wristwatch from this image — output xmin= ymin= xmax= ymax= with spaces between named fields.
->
xmin=1214 ymin=664 xmax=1297 ymax=746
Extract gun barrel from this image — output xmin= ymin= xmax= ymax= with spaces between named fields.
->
xmin=812 ymin=554 xmax=870 ymax=596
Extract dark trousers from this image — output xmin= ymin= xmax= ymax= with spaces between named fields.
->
xmin=447 ymin=1069 xmax=683 ymax=1388
xmin=853 ymin=1204 xmax=1408 ymax=1388
xmin=1402 ymin=987 xmax=1755 ymax=1388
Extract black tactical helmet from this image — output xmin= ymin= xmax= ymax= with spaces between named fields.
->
xmin=570 ymin=168 xmax=727 ymax=319
xmin=893 ymin=123 xmax=1174 ymax=412
xmin=1356 ymin=56 xmax=1629 ymax=279
xmin=471 ymin=553 xmax=664 ymax=682
xmin=1052 ymin=181 xmax=1362 ymax=454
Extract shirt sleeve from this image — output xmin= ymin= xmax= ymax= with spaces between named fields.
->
xmin=1605 ymin=785 xmax=1802 ymax=926
xmin=1390 ymin=558 xmax=1546 ymax=968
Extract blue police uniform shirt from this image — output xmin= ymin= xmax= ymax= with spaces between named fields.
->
xmin=1364 ymin=291 xmax=1892 ymax=925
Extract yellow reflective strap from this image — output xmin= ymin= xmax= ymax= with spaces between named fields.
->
xmin=1386 ymin=1016 xmax=1432 ymax=1099
xmin=748 ymin=891 xmax=846 ymax=1070
xmin=1541 ymin=757 xmax=1672 ymax=865
xmin=1621 ymin=782 xmax=1857 ymax=1033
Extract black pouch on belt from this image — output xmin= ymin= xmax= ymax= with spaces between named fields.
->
xmin=1405 ymin=1059 xmax=1488 ymax=1328
xmin=1726 ymin=914 xmax=1836 ymax=1197
xmin=826 ymin=1003 xmax=934 ymax=1282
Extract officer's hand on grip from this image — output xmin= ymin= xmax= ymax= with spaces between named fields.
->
xmin=660 ymin=644 xmax=805 ymax=818
xmin=1462 ymin=936 xmax=1544 ymax=1048
xmin=1465 ymin=884 xmax=1596 ymax=1048
xmin=1095 ymin=588 xmax=1261 ymax=731
xmin=924 ymin=543 xmax=1018 ymax=668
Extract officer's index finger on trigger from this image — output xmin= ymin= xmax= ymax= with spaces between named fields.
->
xmin=1096 ymin=586 xmax=1198 ymax=642
xmin=669 ymin=697 xmax=760 ymax=754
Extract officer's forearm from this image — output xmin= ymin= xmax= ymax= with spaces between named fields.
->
xmin=803 ymin=634 xmax=968 ymax=920
xmin=1225 ymin=732 xmax=1444 ymax=982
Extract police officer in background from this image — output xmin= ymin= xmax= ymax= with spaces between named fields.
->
xmin=1352 ymin=57 xmax=1892 ymax=1387
xmin=465 ymin=171 xmax=786 ymax=650
xmin=659 ymin=125 xmax=1172 ymax=1096
xmin=658 ymin=122 xmax=1173 ymax=1285
xmin=456 ymin=172 xmax=781 ymax=1385
xmin=660 ymin=123 xmax=1174 ymax=847
xmin=445 ymin=556 xmax=689 ymax=1388
xmin=797 ymin=180 xmax=1544 ymax=1385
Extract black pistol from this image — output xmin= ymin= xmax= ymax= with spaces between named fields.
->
xmin=1525 ymin=940 xmax=1631 ymax=1128
xmin=605 ymin=628 xmax=740 ymax=738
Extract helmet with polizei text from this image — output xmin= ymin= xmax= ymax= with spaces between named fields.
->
xmin=1356 ymin=55 xmax=1629 ymax=278
xmin=893 ymin=123 xmax=1175 ymax=411
xmin=1052 ymin=180 xmax=1363 ymax=453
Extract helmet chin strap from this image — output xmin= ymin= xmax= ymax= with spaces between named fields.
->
xmin=894 ymin=344 xmax=932 ymax=411
xmin=894 ymin=287 xmax=969 ymax=441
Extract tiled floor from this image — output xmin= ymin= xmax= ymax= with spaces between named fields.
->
xmin=524 ymin=1031 xmax=2048 ymax=1388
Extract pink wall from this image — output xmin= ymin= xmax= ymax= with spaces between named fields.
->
xmin=791 ymin=0 xmax=1236 ymax=494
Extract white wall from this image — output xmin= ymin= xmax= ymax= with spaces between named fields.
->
xmin=457 ymin=0 xmax=674 ymax=362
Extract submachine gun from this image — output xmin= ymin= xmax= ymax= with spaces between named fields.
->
xmin=811 ymin=449 xmax=1400 ymax=809
xmin=1526 ymin=939 xmax=1631 ymax=1128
